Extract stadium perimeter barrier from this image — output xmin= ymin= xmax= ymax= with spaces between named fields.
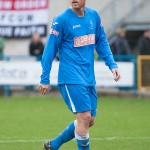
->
xmin=0 ymin=54 xmax=137 ymax=96
xmin=0 ymin=54 xmax=37 ymax=96
xmin=114 ymin=55 xmax=137 ymax=92
xmin=0 ymin=54 xmax=59 ymax=96
xmin=98 ymin=55 xmax=137 ymax=93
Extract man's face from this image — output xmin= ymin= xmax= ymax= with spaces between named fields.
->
xmin=71 ymin=0 xmax=86 ymax=10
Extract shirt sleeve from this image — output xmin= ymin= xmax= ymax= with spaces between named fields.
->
xmin=40 ymin=16 xmax=63 ymax=84
xmin=95 ymin=12 xmax=118 ymax=70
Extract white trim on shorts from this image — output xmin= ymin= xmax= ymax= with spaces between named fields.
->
xmin=65 ymin=85 xmax=76 ymax=113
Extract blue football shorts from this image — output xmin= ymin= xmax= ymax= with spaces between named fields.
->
xmin=59 ymin=84 xmax=98 ymax=116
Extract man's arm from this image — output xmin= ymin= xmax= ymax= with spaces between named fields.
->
xmin=39 ymin=16 xmax=63 ymax=94
xmin=95 ymin=12 xmax=120 ymax=81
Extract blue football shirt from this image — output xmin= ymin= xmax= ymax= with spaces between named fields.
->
xmin=40 ymin=7 xmax=118 ymax=85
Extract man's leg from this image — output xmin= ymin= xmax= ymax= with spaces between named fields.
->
xmin=44 ymin=116 xmax=95 ymax=150
xmin=49 ymin=120 xmax=76 ymax=150
xmin=46 ymin=116 xmax=95 ymax=150
xmin=44 ymin=85 xmax=97 ymax=150
xmin=75 ymin=111 xmax=91 ymax=150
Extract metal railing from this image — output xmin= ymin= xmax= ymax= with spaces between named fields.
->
xmin=99 ymin=0 xmax=149 ymax=37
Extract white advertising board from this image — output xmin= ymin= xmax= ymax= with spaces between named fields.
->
xmin=0 ymin=61 xmax=58 ymax=85
xmin=0 ymin=61 xmax=134 ymax=87
xmin=94 ymin=61 xmax=134 ymax=87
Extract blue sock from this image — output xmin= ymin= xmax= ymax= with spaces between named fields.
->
xmin=50 ymin=121 xmax=75 ymax=150
xmin=75 ymin=131 xmax=90 ymax=150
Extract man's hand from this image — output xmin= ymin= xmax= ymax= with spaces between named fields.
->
xmin=39 ymin=84 xmax=50 ymax=95
xmin=111 ymin=68 xmax=121 ymax=82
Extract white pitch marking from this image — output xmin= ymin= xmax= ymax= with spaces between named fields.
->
xmin=0 ymin=137 xmax=150 ymax=143
xmin=0 ymin=139 xmax=45 ymax=143
xmin=91 ymin=137 xmax=150 ymax=140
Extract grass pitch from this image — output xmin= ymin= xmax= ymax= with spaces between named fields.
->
xmin=0 ymin=95 xmax=150 ymax=150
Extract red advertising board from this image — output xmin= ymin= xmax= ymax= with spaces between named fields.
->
xmin=0 ymin=0 xmax=49 ymax=38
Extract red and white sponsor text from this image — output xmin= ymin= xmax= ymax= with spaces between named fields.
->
xmin=74 ymin=34 xmax=95 ymax=47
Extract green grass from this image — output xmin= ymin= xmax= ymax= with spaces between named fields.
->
xmin=0 ymin=95 xmax=150 ymax=150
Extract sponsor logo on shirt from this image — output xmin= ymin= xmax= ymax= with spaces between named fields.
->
xmin=50 ymin=29 xmax=59 ymax=36
xmin=73 ymin=24 xmax=81 ymax=29
xmin=74 ymin=34 xmax=95 ymax=47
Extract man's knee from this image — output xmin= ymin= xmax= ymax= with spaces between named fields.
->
xmin=82 ymin=112 xmax=91 ymax=124
xmin=76 ymin=111 xmax=91 ymax=124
